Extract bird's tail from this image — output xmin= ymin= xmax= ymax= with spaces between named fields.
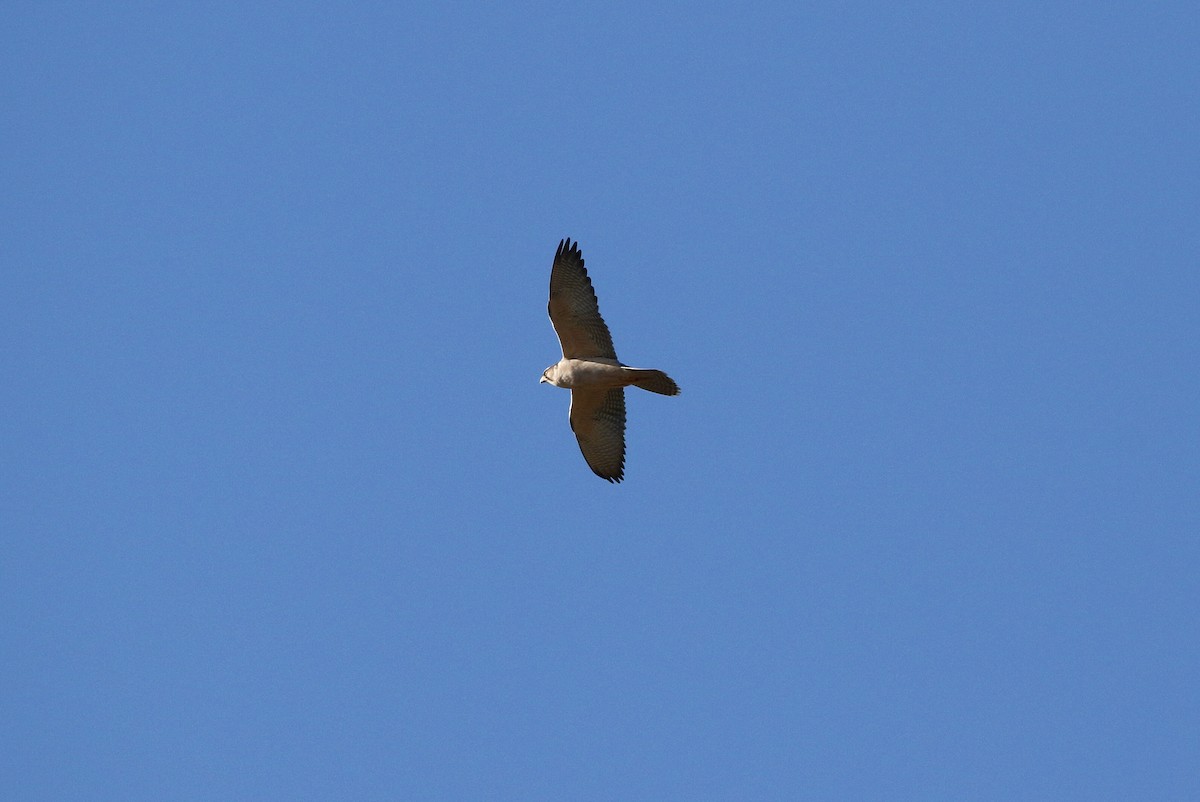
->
xmin=627 ymin=368 xmax=680 ymax=396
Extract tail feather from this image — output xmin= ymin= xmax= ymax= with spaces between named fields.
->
xmin=628 ymin=368 xmax=680 ymax=396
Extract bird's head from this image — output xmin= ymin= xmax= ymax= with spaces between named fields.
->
xmin=540 ymin=365 xmax=556 ymax=385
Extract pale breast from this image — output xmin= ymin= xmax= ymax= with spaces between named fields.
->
xmin=561 ymin=358 xmax=629 ymax=390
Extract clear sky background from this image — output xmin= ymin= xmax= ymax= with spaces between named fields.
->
xmin=3 ymin=3 xmax=1197 ymax=800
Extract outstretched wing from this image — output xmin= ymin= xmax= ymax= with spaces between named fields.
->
xmin=568 ymin=387 xmax=626 ymax=482
xmin=548 ymin=239 xmax=618 ymax=359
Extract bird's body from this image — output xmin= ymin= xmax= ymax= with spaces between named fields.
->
xmin=542 ymin=357 xmax=678 ymax=393
xmin=542 ymin=357 xmax=627 ymax=389
xmin=540 ymin=238 xmax=679 ymax=482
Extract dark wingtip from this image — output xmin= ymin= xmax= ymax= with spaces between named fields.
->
xmin=555 ymin=238 xmax=582 ymax=263
xmin=595 ymin=467 xmax=624 ymax=483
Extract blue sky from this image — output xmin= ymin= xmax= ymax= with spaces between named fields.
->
xmin=2 ymin=2 xmax=1197 ymax=799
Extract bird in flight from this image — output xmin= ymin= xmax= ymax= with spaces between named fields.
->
xmin=540 ymin=238 xmax=680 ymax=482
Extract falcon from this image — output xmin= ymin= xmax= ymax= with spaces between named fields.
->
xmin=540 ymin=238 xmax=680 ymax=482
